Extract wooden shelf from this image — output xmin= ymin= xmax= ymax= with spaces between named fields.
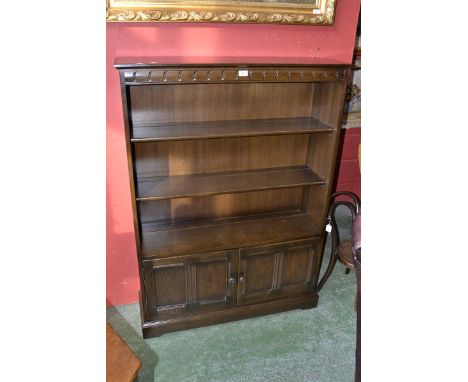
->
xmin=136 ymin=166 xmax=324 ymax=201
xmin=141 ymin=212 xmax=320 ymax=259
xmin=131 ymin=117 xmax=332 ymax=142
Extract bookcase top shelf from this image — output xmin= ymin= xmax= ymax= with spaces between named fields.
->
xmin=131 ymin=117 xmax=332 ymax=142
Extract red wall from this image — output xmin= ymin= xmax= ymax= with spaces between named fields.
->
xmin=106 ymin=0 xmax=361 ymax=306
xmin=335 ymin=127 xmax=361 ymax=198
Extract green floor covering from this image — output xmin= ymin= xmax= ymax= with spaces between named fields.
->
xmin=107 ymin=208 xmax=357 ymax=382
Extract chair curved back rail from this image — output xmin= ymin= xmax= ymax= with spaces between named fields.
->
xmin=316 ymin=191 xmax=360 ymax=292
xmin=329 ymin=191 xmax=360 ymax=214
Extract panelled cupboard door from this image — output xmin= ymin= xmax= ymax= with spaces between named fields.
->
xmin=143 ymin=250 xmax=238 ymax=321
xmin=276 ymin=238 xmax=321 ymax=295
xmin=237 ymin=238 xmax=320 ymax=305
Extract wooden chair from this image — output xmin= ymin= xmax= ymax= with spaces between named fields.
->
xmin=106 ymin=322 xmax=141 ymax=382
xmin=316 ymin=191 xmax=360 ymax=292
xmin=353 ymin=214 xmax=361 ymax=382
xmin=316 ymin=191 xmax=361 ymax=382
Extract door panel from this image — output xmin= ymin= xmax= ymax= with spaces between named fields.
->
xmin=276 ymin=238 xmax=320 ymax=297
xmin=281 ymin=248 xmax=310 ymax=286
xmin=143 ymin=250 xmax=238 ymax=320
xmin=244 ymin=252 xmax=276 ymax=294
xmin=237 ymin=238 xmax=320 ymax=305
xmin=237 ymin=244 xmax=281 ymax=305
xmin=153 ymin=264 xmax=187 ymax=308
xmin=196 ymin=257 xmax=234 ymax=304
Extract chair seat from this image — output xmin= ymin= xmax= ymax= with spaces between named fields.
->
xmin=337 ymin=240 xmax=355 ymax=270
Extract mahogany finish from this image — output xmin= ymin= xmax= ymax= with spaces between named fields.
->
xmin=238 ymin=238 xmax=320 ymax=305
xmin=115 ymin=58 xmax=350 ymax=338
xmin=131 ymin=117 xmax=331 ymax=142
xmin=134 ymin=135 xmax=309 ymax=177
xmin=136 ymin=166 xmax=324 ymax=201
xmin=141 ymin=212 xmax=320 ymax=259
xmin=138 ymin=188 xmax=305 ymax=226
xmin=114 ymin=56 xmax=349 ymax=67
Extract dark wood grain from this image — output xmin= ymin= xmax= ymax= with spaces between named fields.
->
xmin=143 ymin=250 xmax=238 ymax=320
xmin=131 ymin=117 xmax=331 ymax=142
xmin=306 ymin=76 xmax=351 ymax=274
xmin=136 ymin=166 xmax=324 ymax=201
xmin=114 ymin=56 xmax=349 ymax=67
xmin=138 ymin=188 xmax=304 ymax=227
xmin=116 ymin=60 xmax=350 ymax=337
xmin=129 ymin=82 xmax=315 ymax=125
xmin=237 ymin=238 xmax=319 ymax=305
xmin=141 ymin=292 xmax=318 ymax=338
xmin=134 ymin=135 xmax=308 ymax=178
xmin=141 ymin=212 xmax=320 ymax=259
xmin=125 ymin=68 xmax=345 ymax=85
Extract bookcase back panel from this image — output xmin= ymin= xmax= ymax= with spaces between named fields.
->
xmin=129 ymin=83 xmax=315 ymax=124
xmin=134 ymin=135 xmax=308 ymax=178
xmin=138 ymin=188 xmax=303 ymax=227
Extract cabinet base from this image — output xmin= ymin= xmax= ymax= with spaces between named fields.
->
xmin=140 ymin=292 xmax=318 ymax=338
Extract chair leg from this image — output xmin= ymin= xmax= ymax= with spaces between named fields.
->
xmin=345 ymin=268 xmax=351 ymax=274
xmin=316 ymin=251 xmax=338 ymax=292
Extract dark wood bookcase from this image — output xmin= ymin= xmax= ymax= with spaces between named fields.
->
xmin=115 ymin=58 xmax=350 ymax=338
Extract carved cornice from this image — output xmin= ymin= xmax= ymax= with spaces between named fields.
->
xmin=122 ymin=67 xmax=346 ymax=84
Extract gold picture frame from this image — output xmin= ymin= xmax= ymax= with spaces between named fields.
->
xmin=106 ymin=0 xmax=336 ymax=25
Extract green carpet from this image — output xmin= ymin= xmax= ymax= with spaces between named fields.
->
xmin=107 ymin=208 xmax=356 ymax=382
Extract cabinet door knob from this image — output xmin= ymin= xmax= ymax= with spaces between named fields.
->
xmin=239 ymin=275 xmax=246 ymax=283
xmin=229 ymin=276 xmax=236 ymax=284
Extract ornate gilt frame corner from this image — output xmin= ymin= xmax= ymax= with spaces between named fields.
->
xmin=106 ymin=0 xmax=336 ymax=25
